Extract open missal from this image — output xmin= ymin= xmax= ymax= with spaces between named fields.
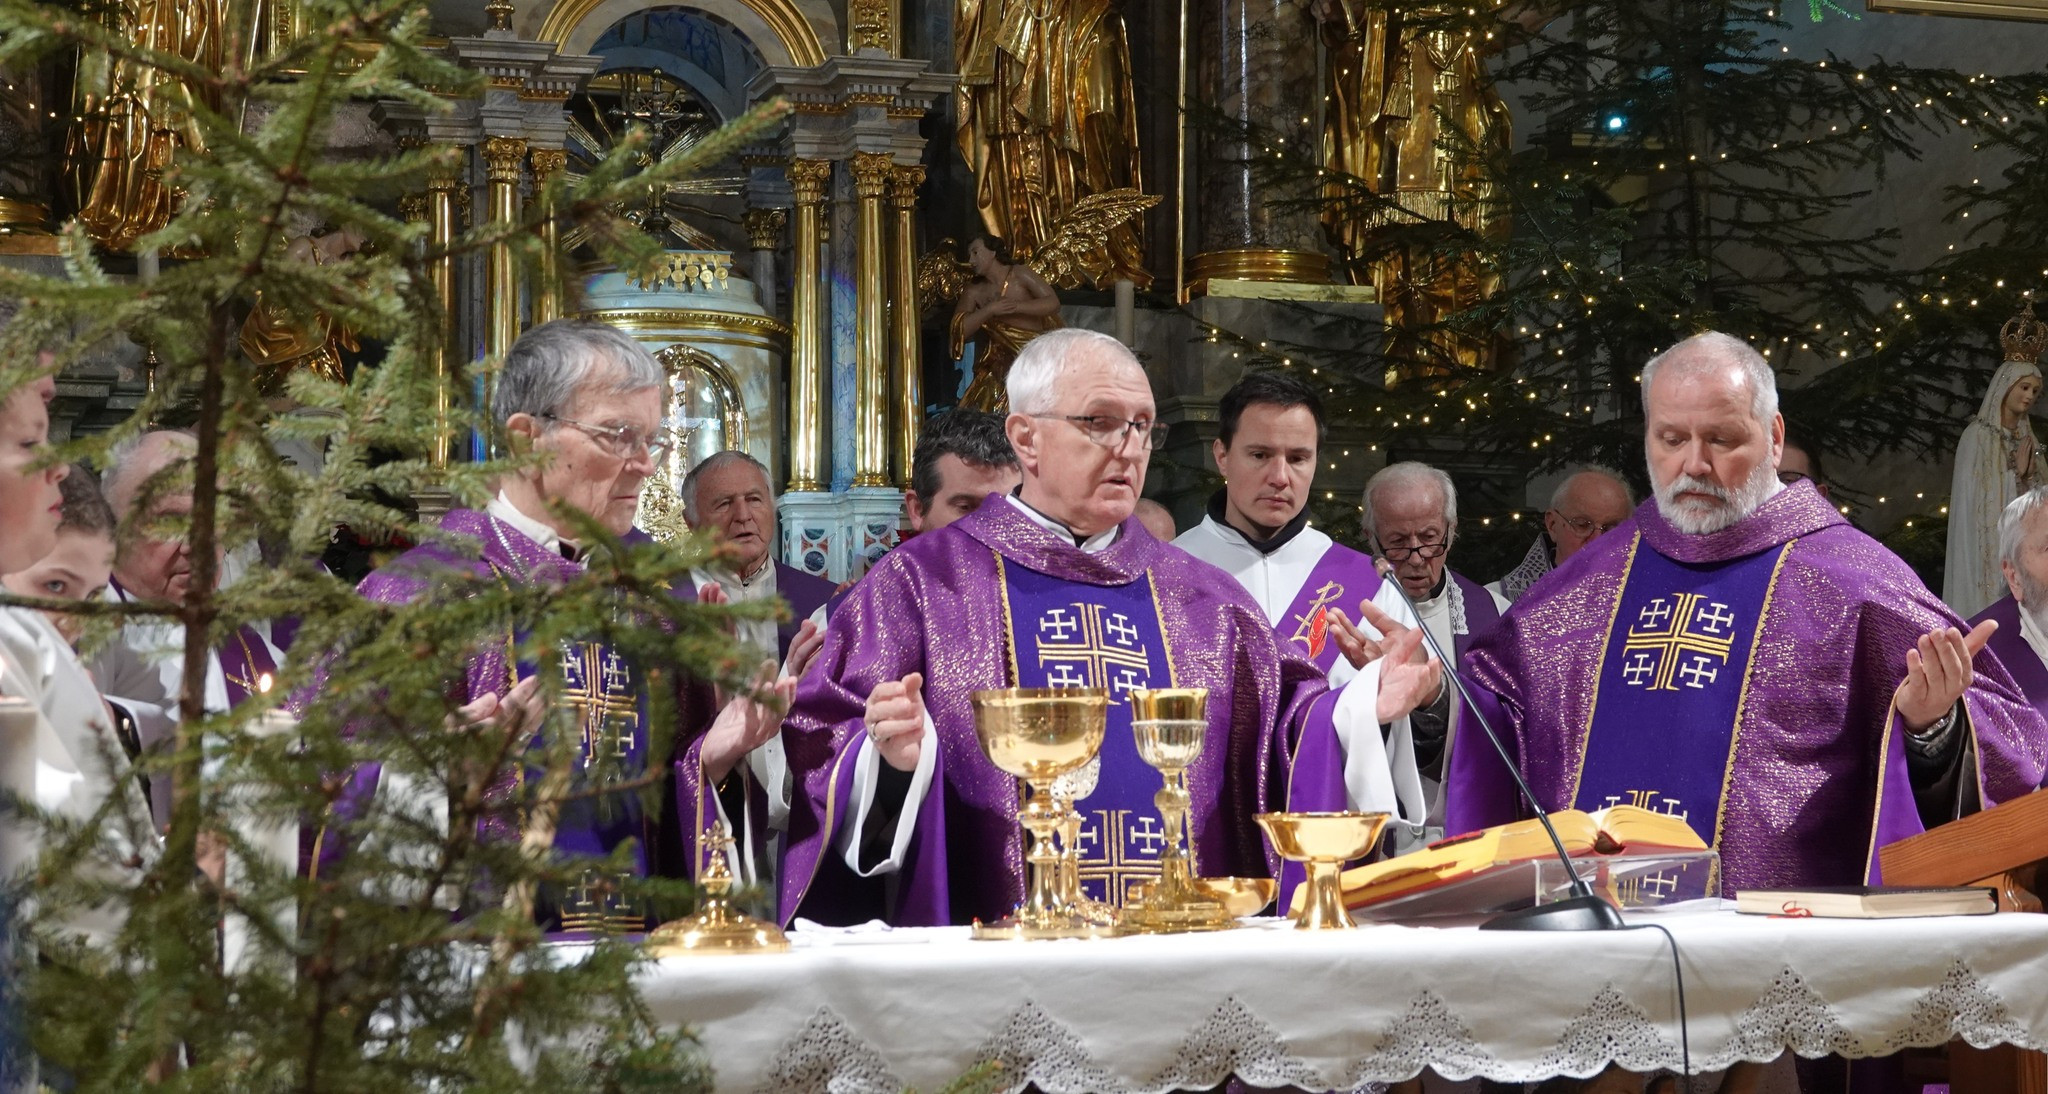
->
xmin=1304 ymin=805 xmax=1714 ymax=920
xmin=1734 ymin=886 xmax=1997 ymax=919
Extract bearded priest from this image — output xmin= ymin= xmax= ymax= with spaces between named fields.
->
xmin=1447 ymin=332 xmax=2046 ymax=891
xmin=779 ymin=330 xmax=1444 ymax=926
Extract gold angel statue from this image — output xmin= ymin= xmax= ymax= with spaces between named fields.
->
xmin=239 ymin=224 xmax=366 ymax=391
xmin=917 ymin=189 xmax=1159 ymax=413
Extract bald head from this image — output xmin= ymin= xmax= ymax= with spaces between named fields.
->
xmin=1005 ymin=330 xmax=1157 ymax=538
xmin=1134 ymin=498 xmax=1176 ymax=541
xmin=1545 ymin=469 xmax=1634 ymax=564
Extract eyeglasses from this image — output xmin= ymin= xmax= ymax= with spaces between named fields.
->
xmin=541 ymin=413 xmax=676 ymax=464
xmin=1376 ymin=540 xmax=1449 ymax=563
xmin=1034 ymin=414 xmax=1171 ymax=451
xmin=1550 ymin=510 xmax=1623 ymax=538
xmin=1776 ymin=470 xmax=1812 ymax=487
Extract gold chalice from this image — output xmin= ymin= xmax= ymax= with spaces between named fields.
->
xmin=1257 ymin=811 xmax=1390 ymax=931
xmin=1049 ymin=756 xmax=1119 ymax=928
xmin=1122 ymin=688 xmax=1238 ymax=934
xmin=970 ymin=687 xmax=1111 ymax=940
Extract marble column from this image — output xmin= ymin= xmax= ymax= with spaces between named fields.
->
xmin=1192 ymin=0 xmax=1328 ymax=287
xmin=528 ymin=146 xmax=568 ymax=326
xmin=480 ymin=136 xmax=527 ymax=364
xmin=887 ymin=163 xmax=924 ymax=486
xmin=744 ymin=207 xmax=786 ymax=316
xmin=849 ymin=151 xmax=892 ymax=489
xmin=786 ymin=159 xmax=832 ymax=493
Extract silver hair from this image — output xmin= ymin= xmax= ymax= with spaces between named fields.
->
xmin=1549 ymin=466 xmax=1636 ymax=511
xmin=1640 ymin=331 xmax=1779 ymax=423
xmin=1363 ymin=461 xmax=1458 ymax=540
xmin=101 ymin=429 xmax=197 ymax=517
xmin=1006 ymin=328 xmax=1139 ymax=415
xmin=680 ymin=450 xmax=771 ymax=524
xmin=490 ymin=319 xmax=665 ymax=427
xmin=1999 ymin=486 xmax=2048 ymax=573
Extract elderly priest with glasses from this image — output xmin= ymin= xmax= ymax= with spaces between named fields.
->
xmin=1448 ymin=332 xmax=2048 ymax=894
xmin=778 ymin=329 xmax=1445 ymax=927
xmin=347 ymin=319 xmax=784 ymax=931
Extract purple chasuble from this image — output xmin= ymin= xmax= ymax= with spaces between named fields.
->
xmin=1448 ymin=482 xmax=2047 ymax=893
xmin=1972 ymin=596 xmax=2048 ymax=718
xmin=1280 ymin=542 xmax=1383 ymax=674
xmin=1451 ymin=570 xmax=1502 ymax=666
xmin=339 ymin=510 xmax=713 ymax=932
xmin=218 ymin=623 xmax=279 ymax=708
xmin=778 ymin=500 xmax=1352 ymax=927
xmin=774 ymin=560 xmax=836 ymax=659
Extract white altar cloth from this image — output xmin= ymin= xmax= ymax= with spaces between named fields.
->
xmin=625 ymin=901 xmax=2048 ymax=1093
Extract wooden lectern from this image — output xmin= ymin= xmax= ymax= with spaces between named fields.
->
xmin=1880 ymin=784 xmax=2048 ymax=1093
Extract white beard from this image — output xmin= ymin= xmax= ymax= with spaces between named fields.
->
xmin=1654 ymin=460 xmax=1778 ymax=536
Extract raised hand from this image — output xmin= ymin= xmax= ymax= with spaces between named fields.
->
xmin=703 ymin=659 xmax=794 ymax=784
xmin=1896 ymin=620 xmax=1996 ymax=733
xmin=1326 ymin=607 xmax=1381 ymax=669
xmin=863 ymin=671 xmax=926 ymax=773
xmin=1372 ymin=623 xmax=1444 ymax=725
xmin=781 ymin=619 xmax=825 ymax=682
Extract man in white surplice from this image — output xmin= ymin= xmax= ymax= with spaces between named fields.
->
xmin=1173 ymin=372 xmax=1435 ymax=849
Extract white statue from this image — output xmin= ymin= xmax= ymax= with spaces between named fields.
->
xmin=1944 ymin=303 xmax=2048 ymax=617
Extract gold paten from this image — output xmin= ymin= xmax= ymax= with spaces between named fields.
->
xmin=1257 ymin=811 xmax=1390 ymax=931
xmin=969 ymin=688 xmax=1116 ymax=940
xmin=646 ymin=821 xmax=790 ymax=956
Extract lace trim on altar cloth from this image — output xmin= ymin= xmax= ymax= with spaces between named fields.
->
xmin=744 ymin=960 xmax=2040 ymax=1094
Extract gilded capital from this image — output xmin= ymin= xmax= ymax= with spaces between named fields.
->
xmin=849 ymin=152 xmax=893 ymax=200
xmin=482 ymin=136 xmax=528 ymax=184
xmin=848 ymin=0 xmax=892 ymax=53
xmin=399 ymin=192 xmax=429 ymax=223
xmin=886 ymin=164 xmax=925 ymax=208
xmin=789 ymin=159 xmax=832 ymax=206
xmin=425 ymin=144 xmax=464 ymax=192
xmin=529 ymin=147 xmax=569 ymax=182
xmin=743 ymin=207 xmax=788 ymax=251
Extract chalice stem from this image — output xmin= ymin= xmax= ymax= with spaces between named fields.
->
xmin=1302 ymin=860 xmax=1354 ymax=930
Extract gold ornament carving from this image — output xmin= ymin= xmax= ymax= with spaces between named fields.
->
xmin=849 ymin=0 xmax=893 ymax=53
xmin=743 ymin=208 xmax=787 ymax=251
xmin=529 ymin=147 xmax=569 ymax=183
xmin=628 ymin=251 xmax=734 ymax=293
xmin=482 ymin=136 xmax=528 ymax=184
xmin=849 ymin=152 xmax=894 ymax=200
xmin=886 ymin=164 xmax=925 ymax=208
xmin=485 ymin=0 xmax=514 ymax=32
xmin=788 ymin=159 xmax=832 ymax=205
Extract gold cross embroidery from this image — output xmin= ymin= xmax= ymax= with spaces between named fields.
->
xmin=558 ymin=641 xmax=638 ymax=763
xmin=1033 ymin=603 xmax=1153 ymax=704
xmin=1619 ymin=593 xmax=1736 ymax=692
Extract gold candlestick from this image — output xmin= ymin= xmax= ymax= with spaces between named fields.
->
xmin=646 ymin=821 xmax=790 ymax=955
xmin=969 ymin=688 xmax=1114 ymax=940
xmin=1257 ymin=811 xmax=1390 ymax=931
xmin=1122 ymin=688 xmax=1238 ymax=933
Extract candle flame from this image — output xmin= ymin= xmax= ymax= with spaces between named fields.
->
xmin=258 ymin=673 xmax=273 ymax=695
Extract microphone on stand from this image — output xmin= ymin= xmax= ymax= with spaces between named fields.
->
xmin=1371 ymin=555 xmax=1624 ymax=932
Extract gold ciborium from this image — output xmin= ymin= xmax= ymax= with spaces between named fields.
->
xmin=646 ymin=821 xmax=790 ymax=955
xmin=1049 ymin=757 xmax=1120 ymax=929
xmin=970 ymin=687 xmax=1112 ymax=940
xmin=1122 ymin=688 xmax=1237 ymax=933
xmin=1257 ymin=811 xmax=1390 ymax=931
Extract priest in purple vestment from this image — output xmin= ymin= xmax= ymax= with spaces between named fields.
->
xmin=344 ymin=320 xmax=786 ymax=931
xmin=1968 ymin=487 xmax=2048 ymax=718
xmin=1448 ymin=332 xmax=2048 ymax=893
xmin=777 ymin=329 xmax=1446 ymax=927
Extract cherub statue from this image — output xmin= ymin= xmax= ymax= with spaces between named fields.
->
xmin=917 ymin=188 xmax=1159 ymax=413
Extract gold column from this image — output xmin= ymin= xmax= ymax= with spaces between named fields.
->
xmin=426 ymin=146 xmax=464 ymax=466
xmin=786 ymin=159 xmax=832 ymax=493
xmin=743 ymin=207 xmax=786 ymax=315
xmin=887 ymin=163 xmax=924 ymax=486
xmin=850 ymin=152 xmax=892 ymax=488
xmin=529 ymin=147 xmax=568 ymax=326
xmin=481 ymin=136 xmax=527 ymax=366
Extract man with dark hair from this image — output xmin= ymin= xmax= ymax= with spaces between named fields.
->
xmin=905 ymin=409 xmax=1021 ymax=534
xmin=1778 ymin=421 xmax=1831 ymax=503
xmin=1175 ymin=371 xmax=1435 ymax=843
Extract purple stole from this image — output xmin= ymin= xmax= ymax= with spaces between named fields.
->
xmin=1451 ymin=570 xmax=1502 ymax=666
xmin=1001 ymin=557 xmax=1175 ymax=906
xmin=218 ymin=624 xmax=279 ymax=707
xmin=1279 ymin=543 xmax=1381 ymax=673
xmin=774 ymin=561 xmax=837 ymax=659
xmin=1573 ymin=534 xmax=1791 ymax=849
xmin=1973 ymin=596 xmax=2048 ymax=715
